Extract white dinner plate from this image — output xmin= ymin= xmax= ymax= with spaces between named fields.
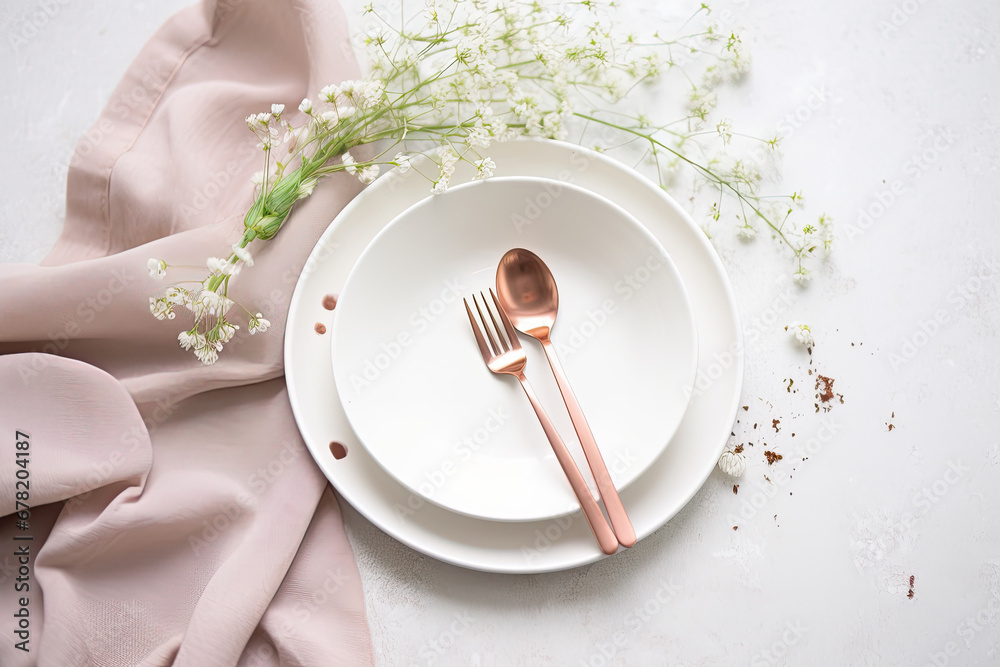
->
xmin=330 ymin=177 xmax=697 ymax=522
xmin=284 ymin=139 xmax=743 ymax=573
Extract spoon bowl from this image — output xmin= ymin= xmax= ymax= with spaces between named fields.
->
xmin=496 ymin=249 xmax=559 ymax=340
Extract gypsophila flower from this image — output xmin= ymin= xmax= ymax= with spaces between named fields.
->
xmin=341 ymin=151 xmax=357 ymax=175
xmin=298 ymin=98 xmax=313 ymax=114
xmin=165 ymin=286 xmax=189 ymax=305
xmin=232 ymin=244 xmax=253 ymax=267
xmin=394 ymin=152 xmax=411 ymax=173
xmin=718 ymin=448 xmax=746 ymax=477
xmin=194 ymin=338 xmax=221 ymax=365
xmin=218 ymin=320 xmax=239 ymax=343
xmin=193 ymin=289 xmax=233 ymax=318
xmin=177 ymin=331 xmax=197 ymax=351
xmin=357 ymin=164 xmax=380 ymax=184
xmin=717 ymin=118 xmax=733 ymax=145
xmin=207 ymin=257 xmax=229 ymax=274
xmin=787 ymin=323 xmax=814 ymax=347
xmin=473 ymin=157 xmax=495 ymax=180
xmin=149 ymin=297 xmax=175 ymax=320
xmin=793 ymin=267 xmax=811 ymax=285
xmin=737 ymin=225 xmax=756 ymax=241
xmin=147 ymin=259 xmax=167 ymax=280
xmin=248 ymin=313 xmax=270 ymax=334
xmin=271 ymin=104 xmax=285 ymax=117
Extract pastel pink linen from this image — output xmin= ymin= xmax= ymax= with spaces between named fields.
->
xmin=0 ymin=0 xmax=374 ymax=665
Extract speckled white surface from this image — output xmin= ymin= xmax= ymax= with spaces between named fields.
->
xmin=3 ymin=1 xmax=1000 ymax=665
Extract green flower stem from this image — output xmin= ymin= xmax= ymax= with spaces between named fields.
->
xmin=573 ymin=111 xmax=802 ymax=257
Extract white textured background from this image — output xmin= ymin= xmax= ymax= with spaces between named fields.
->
xmin=3 ymin=1 xmax=1000 ymax=665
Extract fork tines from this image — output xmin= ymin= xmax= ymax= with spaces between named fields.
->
xmin=464 ymin=288 xmax=521 ymax=357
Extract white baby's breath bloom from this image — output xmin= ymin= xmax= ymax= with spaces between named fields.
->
xmin=298 ymin=98 xmax=313 ymax=114
xmin=336 ymin=105 xmax=356 ymax=120
xmin=248 ymin=313 xmax=270 ymax=334
xmin=164 ymin=286 xmax=189 ymax=305
xmin=718 ymin=448 xmax=746 ymax=477
xmin=793 ymin=267 xmax=811 ymax=285
xmin=465 ymin=126 xmax=491 ymax=148
xmin=319 ymin=84 xmax=338 ymax=103
xmin=194 ymin=289 xmax=233 ymax=318
xmin=218 ymin=320 xmax=239 ymax=343
xmin=194 ymin=338 xmax=221 ymax=365
xmin=271 ymin=103 xmax=285 ymax=116
xmin=207 ymin=257 xmax=229 ymax=275
xmin=147 ymin=258 xmax=167 ymax=280
xmin=149 ymin=297 xmax=175 ymax=320
xmin=787 ymin=323 xmax=814 ymax=347
xmin=231 ymin=243 xmax=253 ymax=267
xmin=473 ymin=157 xmax=495 ymax=180
xmin=357 ymin=164 xmax=380 ymax=184
xmin=341 ymin=151 xmax=357 ymax=175
xmin=431 ymin=176 xmax=450 ymax=195
xmin=297 ymin=177 xmax=318 ymax=200
xmin=393 ymin=152 xmax=411 ymax=173
xmin=717 ymin=118 xmax=733 ymax=145
xmin=737 ymin=225 xmax=756 ymax=241
xmin=178 ymin=330 xmax=201 ymax=351
xmin=436 ymin=146 xmax=458 ymax=177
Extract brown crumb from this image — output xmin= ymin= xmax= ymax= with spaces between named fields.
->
xmin=733 ymin=526 xmax=738 ymax=531
xmin=786 ymin=378 xmax=794 ymax=392
xmin=743 ymin=405 xmax=749 ymax=411
xmin=734 ymin=444 xmax=744 ymax=454
xmin=314 ymin=323 xmax=327 ymax=334
xmin=816 ymin=375 xmax=835 ymax=403
xmin=772 ymin=418 xmax=780 ymax=432
xmin=733 ymin=485 xmax=739 ymax=494
xmin=322 ymin=294 xmax=338 ymax=310
xmin=764 ymin=450 xmax=783 ymax=465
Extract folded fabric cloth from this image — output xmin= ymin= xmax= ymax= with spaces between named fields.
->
xmin=0 ymin=0 xmax=374 ymax=664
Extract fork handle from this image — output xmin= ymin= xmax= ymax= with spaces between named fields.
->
xmin=516 ymin=375 xmax=619 ymax=556
xmin=540 ymin=338 xmax=636 ymax=548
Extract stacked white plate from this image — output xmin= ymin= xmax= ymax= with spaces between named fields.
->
xmin=284 ymin=139 xmax=743 ymax=573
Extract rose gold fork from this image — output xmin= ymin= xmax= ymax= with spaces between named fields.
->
xmin=464 ymin=289 xmax=618 ymax=556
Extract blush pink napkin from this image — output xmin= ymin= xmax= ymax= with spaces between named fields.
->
xmin=0 ymin=0 xmax=374 ymax=664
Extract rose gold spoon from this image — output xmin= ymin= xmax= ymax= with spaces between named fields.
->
xmin=496 ymin=248 xmax=636 ymax=548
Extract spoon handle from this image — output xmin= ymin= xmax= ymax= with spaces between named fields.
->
xmin=540 ymin=339 xmax=636 ymax=548
xmin=516 ymin=374 xmax=619 ymax=556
